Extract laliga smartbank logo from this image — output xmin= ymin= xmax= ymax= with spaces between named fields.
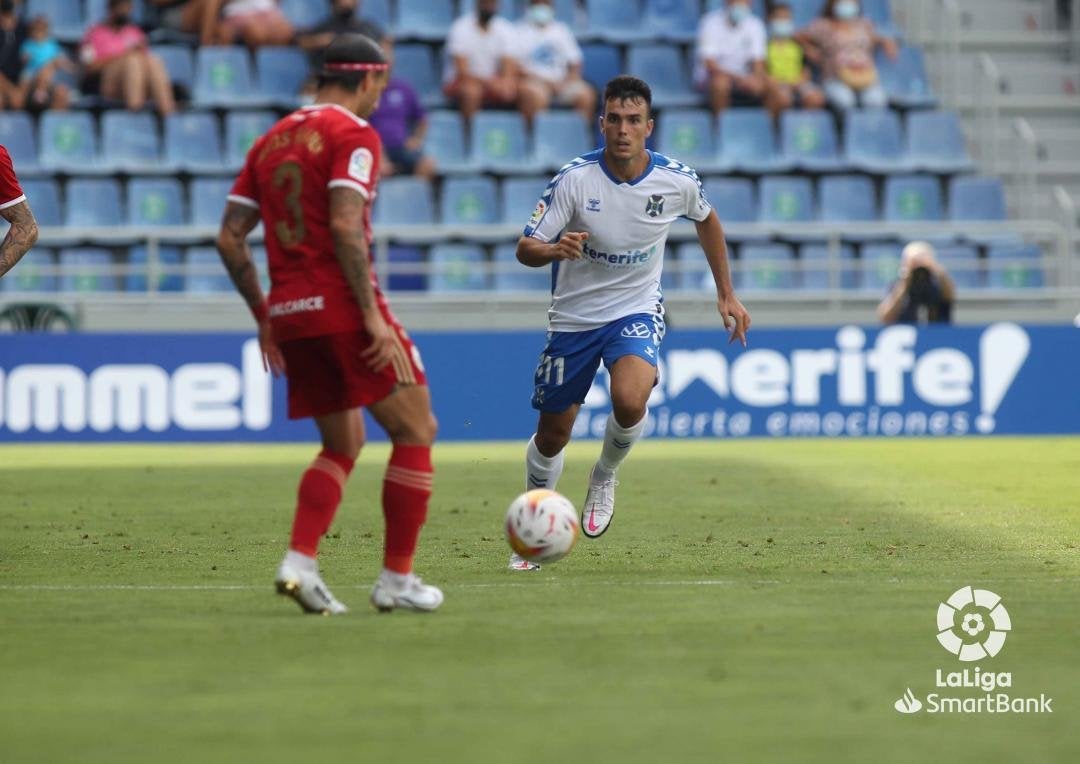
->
xmin=893 ymin=587 xmax=1053 ymax=715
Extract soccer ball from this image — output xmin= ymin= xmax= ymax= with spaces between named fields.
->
xmin=505 ymin=489 xmax=579 ymax=564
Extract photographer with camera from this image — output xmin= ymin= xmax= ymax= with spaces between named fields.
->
xmin=877 ymin=241 xmax=956 ymax=325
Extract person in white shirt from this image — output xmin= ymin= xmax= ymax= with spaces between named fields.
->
xmin=695 ymin=0 xmax=768 ymax=114
xmin=443 ymin=0 xmax=518 ymax=120
xmin=507 ymin=75 xmax=751 ymax=570
xmin=515 ymin=0 xmax=595 ymax=124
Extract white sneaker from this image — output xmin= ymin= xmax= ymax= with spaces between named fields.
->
xmin=582 ymin=465 xmax=618 ymax=538
xmin=274 ymin=562 xmax=348 ymax=615
xmin=370 ymin=571 xmax=444 ymax=613
xmin=508 ymin=553 xmax=541 ymax=571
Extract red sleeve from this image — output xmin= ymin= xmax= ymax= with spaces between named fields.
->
xmin=327 ymin=123 xmax=381 ymax=201
xmin=227 ymin=140 xmax=260 ymax=210
xmin=0 ymin=146 xmax=26 ymax=210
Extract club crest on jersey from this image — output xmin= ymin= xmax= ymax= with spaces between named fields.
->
xmin=586 ymin=198 xmax=601 ymax=212
xmin=621 ymin=322 xmax=652 ymax=339
xmin=645 ymin=194 xmax=665 ymax=217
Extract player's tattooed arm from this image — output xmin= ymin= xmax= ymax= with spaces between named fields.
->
xmin=216 ymin=201 xmax=265 ymax=312
xmin=695 ymin=209 xmax=751 ymax=347
xmin=0 ymin=200 xmax=40 ymax=280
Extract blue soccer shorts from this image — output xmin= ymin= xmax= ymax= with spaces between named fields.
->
xmin=530 ymin=312 xmax=666 ymax=413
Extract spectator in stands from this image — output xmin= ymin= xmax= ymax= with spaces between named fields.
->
xmin=0 ymin=0 xmax=27 ymax=110
xmin=297 ymin=0 xmax=383 ymax=72
xmin=695 ymin=0 xmax=769 ymax=115
xmin=81 ymin=0 xmax=177 ymax=115
xmin=444 ymin=0 xmax=518 ymax=121
xmin=877 ymin=241 xmax=955 ymax=325
xmin=796 ymin=0 xmax=897 ymax=110
xmin=19 ymin=15 xmax=73 ymax=111
xmin=764 ymin=2 xmax=824 ymax=117
xmin=515 ymin=0 xmax=595 ymax=125
xmin=369 ymin=35 xmax=436 ymax=180
xmin=215 ymin=0 xmax=294 ymax=48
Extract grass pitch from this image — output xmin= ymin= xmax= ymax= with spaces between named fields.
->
xmin=1 ymin=438 xmax=1077 ymax=764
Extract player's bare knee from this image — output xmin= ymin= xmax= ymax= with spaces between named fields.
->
xmin=611 ymin=399 xmax=647 ymax=428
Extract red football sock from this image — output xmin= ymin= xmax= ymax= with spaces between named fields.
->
xmin=288 ymin=449 xmax=355 ymax=557
xmin=382 ymin=445 xmax=433 ymax=574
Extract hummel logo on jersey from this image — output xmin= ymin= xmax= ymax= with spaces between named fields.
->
xmin=586 ymin=198 xmax=601 ymax=212
xmin=644 ymin=346 xmax=655 ymax=357
xmin=645 ymin=194 xmax=665 ymax=217
xmin=621 ymin=322 xmax=652 ymax=339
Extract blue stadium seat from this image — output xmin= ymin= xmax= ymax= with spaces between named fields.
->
xmin=394 ymin=44 xmax=442 ymax=107
xmin=280 ymin=0 xmax=324 ymax=28
xmin=165 ymin=112 xmax=224 ymax=172
xmin=798 ymin=244 xmax=859 ymax=290
xmin=373 ymin=177 xmax=436 ymax=226
xmin=657 ymin=109 xmax=716 ymax=170
xmin=844 ymin=109 xmax=907 ymax=174
xmin=64 ymin=178 xmax=123 ymax=228
xmin=860 ymin=242 xmax=902 ymax=291
xmin=949 ymin=176 xmax=1010 ymax=246
xmin=126 ymin=245 xmax=183 ymax=293
xmin=472 ymin=112 xmax=530 ymax=172
xmin=581 ymin=43 xmax=622 ymax=94
xmin=386 ymin=246 xmax=427 ymax=292
xmin=396 ymin=0 xmax=455 ymax=41
xmin=585 ymin=0 xmax=649 ymax=43
xmin=424 ymin=110 xmax=472 ymax=174
xmin=494 ymin=243 xmax=550 ymax=292
xmin=502 ymin=176 xmax=548 ymax=226
xmin=626 ymin=45 xmax=698 ymax=108
xmin=906 ymin=111 xmax=973 ymax=173
xmin=225 ymin=110 xmax=278 ymax=169
xmin=440 ymin=176 xmax=499 ymax=226
xmin=780 ymin=110 xmax=842 ymax=171
xmin=0 ymin=248 xmax=56 ymax=293
xmin=0 ymin=113 xmax=39 ymax=174
xmin=152 ymin=45 xmax=195 ymax=93
xmin=251 ymin=244 xmax=270 ymax=291
xmin=534 ymin=111 xmax=592 ymax=172
xmin=190 ymin=177 xmax=233 ymax=227
xmin=877 ymin=45 xmax=936 ymax=108
xmin=818 ymin=175 xmax=879 ymax=240
xmin=256 ymin=47 xmax=309 ymax=107
xmin=17 ymin=179 xmax=62 ymax=227
xmin=738 ymin=243 xmax=797 ymax=290
xmin=718 ymin=109 xmax=786 ymax=173
xmin=360 ymin=0 xmax=392 ymax=29
xmin=194 ymin=47 xmax=257 ymax=107
xmin=58 ymin=248 xmax=118 ymax=292
xmin=86 ymin=0 xmax=145 ymax=25
xmin=101 ymin=112 xmax=161 ymax=172
xmin=986 ymin=244 xmax=1045 ymax=288
xmin=759 ymin=176 xmax=815 ymax=227
xmin=863 ymin=0 xmax=897 ymax=37
xmin=184 ymin=247 xmax=232 ymax=293
xmin=459 ymin=0 xmax=575 ymax=23
xmin=701 ymin=177 xmax=767 ymax=243
xmin=39 ymin=111 xmax=99 ymax=170
xmin=128 ymin=178 xmax=185 ymax=227
xmin=26 ymin=0 xmax=84 ymax=42
xmin=935 ymin=244 xmax=983 ymax=289
xmin=429 ymin=244 xmax=489 ymax=291
xmin=675 ymin=241 xmax=710 ymax=291
xmin=883 ymin=175 xmax=944 ymax=224
xmin=643 ymin=0 xmax=700 ymax=42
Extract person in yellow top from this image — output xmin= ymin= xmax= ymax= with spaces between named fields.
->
xmin=764 ymin=2 xmax=824 ymax=117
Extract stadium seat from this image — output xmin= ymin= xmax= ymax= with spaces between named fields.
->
xmin=675 ymin=241 xmax=711 ymax=291
xmin=58 ymin=248 xmax=118 ymax=292
xmin=759 ymin=176 xmax=815 ymax=229
xmin=657 ymin=109 xmax=716 ymax=170
xmin=26 ymin=0 xmax=84 ymax=42
xmin=429 ymin=244 xmax=489 ymax=291
xmin=17 ymin=179 xmax=62 ymax=227
xmin=360 ymin=0 xmax=392 ymax=28
xmin=39 ymin=111 xmax=99 ymax=170
xmin=0 ymin=248 xmax=56 ymax=293
xmin=883 ymin=175 xmax=944 ymax=224
xmin=472 ymin=112 xmax=530 ymax=172
xmin=256 ymin=47 xmax=309 ymax=107
xmin=701 ymin=177 xmax=768 ymax=242
xmin=718 ymin=109 xmax=786 ymax=173
xmin=394 ymin=44 xmax=442 ymax=107
xmin=784 ymin=0 xmax=824 ymax=27
xmin=780 ymin=110 xmax=842 ymax=172
xmin=986 ymin=244 xmax=1045 ymax=288
xmin=126 ymin=245 xmax=183 ymax=293
xmin=584 ymin=0 xmax=649 ymax=43
xmin=165 ymin=112 xmax=224 ymax=172
xmin=386 ymin=245 xmax=427 ymax=292
xmin=818 ymin=175 xmax=879 ymax=240
xmin=877 ymin=45 xmax=936 ymax=108
xmin=642 ymin=0 xmax=700 ymax=42
xmin=396 ymin=0 xmax=455 ymax=41
xmin=190 ymin=177 xmax=233 ymax=227
xmin=494 ymin=243 xmax=550 ymax=291
xmin=844 ymin=109 xmax=907 ymax=174
xmin=128 ymin=178 xmax=185 ymax=227
xmin=534 ymin=111 xmax=592 ymax=171
xmin=935 ymin=244 xmax=983 ymax=289
xmin=225 ymin=111 xmax=278 ymax=168
xmin=798 ymin=244 xmax=859 ymax=290
xmin=860 ymin=242 xmax=902 ymax=291
xmin=152 ymin=45 xmax=195 ymax=94
xmin=581 ymin=43 xmax=622 ymax=94
xmin=64 ymin=178 xmax=123 ymax=228
xmin=279 ymin=0 xmax=324 ymax=28
xmin=424 ymin=110 xmax=472 ymax=174
xmin=440 ymin=176 xmax=499 ymax=226
xmin=184 ymin=247 xmax=232 ymax=292
xmin=905 ymin=111 xmax=973 ymax=173
xmin=501 ymin=176 xmax=548 ymax=226
xmin=194 ymin=47 xmax=257 ymax=107
xmin=949 ymin=176 xmax=1011 ymax=246
xmin=373 ymin=177 xmax=435 ymax=226
xmin=626 ymin=45 xmax=698 ymax=108
xmin=0 ymin=113 xmax=39 ymax=174
xmin=101 ymin=112 xmax=161 ymax=172
xmin=862 ymin=0 xmax=897 ymax=37
xmin=737 ymin=243 xmax=797 ymax=290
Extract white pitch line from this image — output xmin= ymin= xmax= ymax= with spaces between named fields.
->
xmin=0 ymin=579 xmax=778 ymax=592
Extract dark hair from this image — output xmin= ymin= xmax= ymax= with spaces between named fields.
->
xmin=316 ymin=33 xmax=388 ymax=91
xmin=602 ymin=75 xmax=652 ymax=114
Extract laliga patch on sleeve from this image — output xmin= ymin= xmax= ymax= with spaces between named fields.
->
xmin=348 ymin=147 xmax=373 ymax=185
xmin=528 ymin=200 xmax=546 ymax=227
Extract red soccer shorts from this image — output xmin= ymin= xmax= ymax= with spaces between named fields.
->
xmin=279 ymin=314 xmax=426 ymax=420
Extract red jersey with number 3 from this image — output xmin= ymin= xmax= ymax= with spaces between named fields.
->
xmin=0 ymin=145 xmax=27 ymax=210
xmin=228 ymin=103 xmax=383 ymax=341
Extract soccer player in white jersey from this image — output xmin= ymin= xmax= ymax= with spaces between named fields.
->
xmin=508 ymin=75 xmax=751 ymax=570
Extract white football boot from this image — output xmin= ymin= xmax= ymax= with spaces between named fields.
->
xmin=582 ymin=465 xmax=618 ymax=538
xmin=274 ymin=561 xmax=348 ymax=615
xmin=370 ymin=571 xmax=444 ymax=613
xmin=507 ymin=552 xmax=541 ymax=571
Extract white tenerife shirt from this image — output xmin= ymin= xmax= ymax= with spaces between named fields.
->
xmin=443 ymin=14 xmax=516 ymax=83
xmin=694 ymin=9 xmax=767 ymax=85
xmin=523 ymin=149 xmax=713 ymax=332
xmin=514 ymin=19 xmax=583 ymax=83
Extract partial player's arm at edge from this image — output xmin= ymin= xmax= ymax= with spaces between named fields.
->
xmin=695 ymin=209 xmax=751 ymax=346
xmin=0 ymin=200 xmax=40 ymax=280
xmin=216 ymin=201 xmax=266 ymax=318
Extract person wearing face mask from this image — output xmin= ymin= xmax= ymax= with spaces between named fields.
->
xmin=764 ymin=1 xmax=824 ymax=117
xmin=795 ymin=0 xmax=898 ymax=110
xmin=443 ymin=0 xmax=519 ymax=121
xmin=694 ymin=0 xmax=769 ymax=115
xmin=0 ymin=0 xmax=29 ymax=111
xmin=298 ymin=0 xmax=384 ymax=73
xmin=515 ymin=0 xmax=595 ymax=125
xmin=80 ymin=0 xmax=176 ymax=115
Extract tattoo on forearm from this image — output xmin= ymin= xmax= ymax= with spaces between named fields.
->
xmin=216 ymin=203 xmax=264 ymax=309
xmin=0 ymin=202 xmax=39 ymax=279
xmin=329 ymin=189 xmax=376 ymax=311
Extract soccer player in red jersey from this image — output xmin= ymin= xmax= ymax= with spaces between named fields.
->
xmin=216 ymin=35 xmax=442 ymax=615
xmin=0 ymin=145 xmax=40 ymax=280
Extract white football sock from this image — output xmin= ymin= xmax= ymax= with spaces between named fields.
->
xmin=525 ymin=434 xmax=565 ymax=491
xmin=284 ymin=549 xmax=317 ymax=572
xmin=594 ymin=410 xmax=648 ymax=480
